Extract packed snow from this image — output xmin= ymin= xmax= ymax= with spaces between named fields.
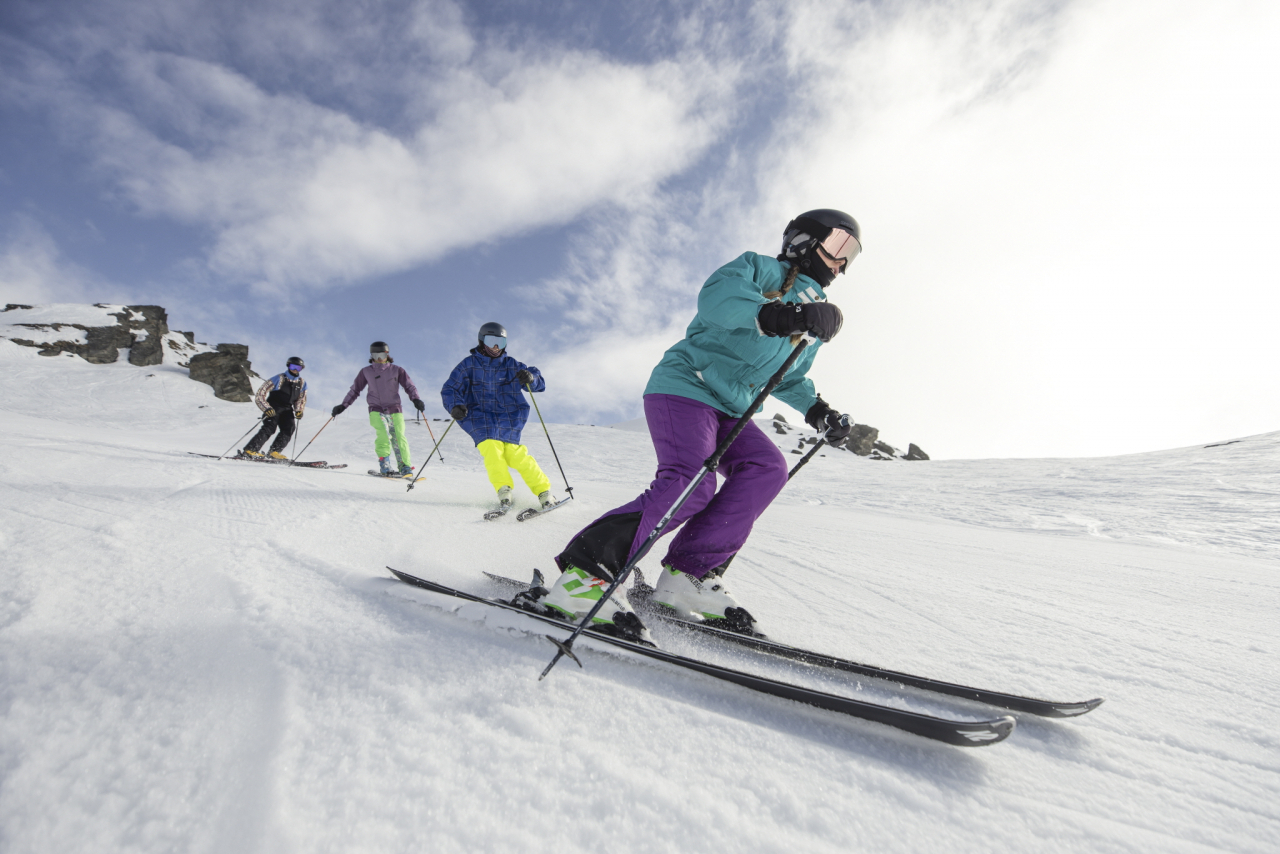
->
xmin=0 ymin=336 xmax=1277 ymax=853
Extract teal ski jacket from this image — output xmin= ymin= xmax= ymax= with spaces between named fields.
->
xmin=643 ymin=252 xmax=830 ymax=418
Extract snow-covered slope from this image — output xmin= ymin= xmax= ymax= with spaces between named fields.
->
xmin=1 ymin=338 xmax=1276 ymax=854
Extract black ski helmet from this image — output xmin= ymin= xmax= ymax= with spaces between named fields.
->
xmin=286 ymin=356 xmax=305 ymax=369
xmin=779 ymin=208 xmax=862 ymax=288
xmin=370 ymin=341 xmax=389 ymax=354
xmin=477 ymin=322 xmax=507 ymax=349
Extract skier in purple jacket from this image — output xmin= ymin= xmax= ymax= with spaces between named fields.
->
xmin=330 ymin=341 xmax=425 ymax=477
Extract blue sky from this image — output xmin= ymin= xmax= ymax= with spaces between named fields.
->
xmin=3 ymin=0 xmax=1279 ymax=459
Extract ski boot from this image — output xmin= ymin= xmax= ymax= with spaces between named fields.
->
xmin=241 ymin=448 xmax=264 ymax=459
xmin=537 ymin=490 xmax=555 ymax=509
xmin=268 ymin=451 xmax=289 ymax=461
xmin=399 ymin=464 xmax=413 ymax=478
xmin=651 ymin=565 xmax=760 ymax=635
xmin=483 ymin=485 xmax=513 ymax=520
xmin=378 ymin=456 xmax=393 ymax=475
xmin=512 ymin=566 xmax=653 ymax=645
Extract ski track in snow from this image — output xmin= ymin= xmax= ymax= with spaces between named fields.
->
xmin=0 ymin=337 xmax=1278 ymax=853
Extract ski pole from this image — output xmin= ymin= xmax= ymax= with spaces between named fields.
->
xmin=421 ymin=417 xmax=445 ymax=464
xmin=406 ymin=419 xmax=456 ymax=491
xmin=290 ymin=416 xmax=334 ymax=466
xmin=525 ymin=383 xmax=574 ymax=499
xmin=709 ymin=432 xmax=831 ymax=578
xmin=220 ymin=415 xmax=266 ymax=460
xmin=539 ymin=337 xmax=813 ymax=680
xmin=291 ymin=415 xmax=299 ymax=461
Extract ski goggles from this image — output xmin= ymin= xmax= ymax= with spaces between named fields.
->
xmin=370 ymin=351 xmax=390 ymax=361
xmin=818 ymin=228 xmax=861 ymax=266
xmin=483 ymin=335 xmax=507 ymax=350
xmin=287 ymin=363 xmax=304 ymax=371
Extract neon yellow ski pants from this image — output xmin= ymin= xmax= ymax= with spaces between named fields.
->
xmin=477 ymin=439 xmax=550 ymax=495
xmin=369 ymin=411 xmax=412 ymax=467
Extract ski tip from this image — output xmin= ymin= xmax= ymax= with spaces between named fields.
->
xmin=1046 ymin=697 xmax=1106 ymax=718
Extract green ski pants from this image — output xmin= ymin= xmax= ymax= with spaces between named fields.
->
xmin=370 ymin=411 xmax=412 ymax=467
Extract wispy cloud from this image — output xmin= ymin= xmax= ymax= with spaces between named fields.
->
xmin=3 ymin=0 xmax=735 ymax=293
xmin=0 ymin=216 xmax=99 ymax=305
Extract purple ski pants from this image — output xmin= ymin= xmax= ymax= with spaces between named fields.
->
xmin=565 ymin=393 xmax=789 ymax=578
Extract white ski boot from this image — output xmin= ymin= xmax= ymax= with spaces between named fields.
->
xmin=537 ymin=490 xmax=555 ymax=509
xmin=515 ymin=566 xmax=652 ymax=645
xmin=651 ymin=565 xmax=759 ymax=635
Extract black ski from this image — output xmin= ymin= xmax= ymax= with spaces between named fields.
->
xmin=188 ymin=452 xmax=347 ymax=470
xmin=368 ymin=470 xmax=412 ymax=479
xmin=485 ymin=570 xmax=1103 ymax=719
xmin=389 ymin=567 xmax=1015 ymax=747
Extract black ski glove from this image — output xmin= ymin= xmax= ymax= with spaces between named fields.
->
xmin=450 ymin=404 xmax=468 ymax=420
xmin=805 ymin=396 xmax=854 ymax=446
xmin=516 ymin=369 xmax=534 ymax=386
xmin=412 ymin=398 xmax=425 ymax=412
xmin=331 ymin=404 xmax=346 ymax=417
xmin=263 ymin=408 xmax=276 ymax=418
xmin=757 ymin=301 xmax=844 ymax=343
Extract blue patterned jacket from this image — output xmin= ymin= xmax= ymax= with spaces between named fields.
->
xmin=440 ymin=349 xmax=546 ymax=445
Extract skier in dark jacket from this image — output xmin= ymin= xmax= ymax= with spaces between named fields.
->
xmin=441 ymin=322 xmax=556 ymax=515
xmin=243 ymin=357 xmax=308 ymax=460
xmin=521 ymin=209 xmax=860 ymax=644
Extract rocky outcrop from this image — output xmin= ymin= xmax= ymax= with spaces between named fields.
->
xmin=3 ymin=303 xmax=255 ymax=403
xmin=3 ymin=303 xmax=172 ymax=366
xmin=771 ymin=413 xmax=928 ymax=461
xmin=188 ymin=344 xmax=255 ymax=402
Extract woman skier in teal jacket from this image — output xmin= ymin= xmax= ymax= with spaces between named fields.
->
xmin=519 ymin=209 xmax=861 ymax=644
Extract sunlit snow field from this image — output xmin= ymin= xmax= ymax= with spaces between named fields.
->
xmin=1 ymin=339 xmax=1277 ymax=853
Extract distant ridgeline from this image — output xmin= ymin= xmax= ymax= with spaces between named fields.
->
xmin=1 ymin=303 xmax=259 ymax=403
xmin=770 ymin=413 xmax=929 ymax=461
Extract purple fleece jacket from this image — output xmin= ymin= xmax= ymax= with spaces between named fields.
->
xmin=341 ymin=363 xmax=420 ymax=414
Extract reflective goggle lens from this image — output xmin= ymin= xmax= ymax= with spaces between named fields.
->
xmin=287 ymin=363 xmax=303 ymax=371
xmin=483 ymin=335 xmax=507 ymax=350
xmin=371 ymin=351 xmax=388 ymax=361
xmin=820 ymin=228 xmax=862 ymax=264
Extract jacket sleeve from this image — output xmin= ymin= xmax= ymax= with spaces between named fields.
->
xmin=513 ymin=360 xmax=546 ymax=392
xmin=440 ymin=359 xmax=471 ymax=411
xmin=696 ymin=253 xmax=778 ymax=333
xmin=254 ymin=377 xmax=275 ymax=412
xmin=398 ymin=367 xmax=421 ymax=402
xmin=341 ymin=369 xmax=368 ymax=408
xmin=296 ymin=383 xmax=307 ymax=415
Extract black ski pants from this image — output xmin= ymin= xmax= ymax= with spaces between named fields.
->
xmin=245 ymin=410 xmax=297 ymax=454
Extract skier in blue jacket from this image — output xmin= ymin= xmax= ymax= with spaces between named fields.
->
xmin=441 ymin=323 xmax=557 ymax=516
xmin=519 ymin=209 xmax=860 ymax=644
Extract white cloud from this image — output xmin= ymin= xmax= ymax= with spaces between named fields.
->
xmin=5 ymin=3 xmax=733 ymax=294
xmin=724 ymin=0 xmax=1280 ymax=457
xmin=0 ymin=217 xmax=97 ymax=305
